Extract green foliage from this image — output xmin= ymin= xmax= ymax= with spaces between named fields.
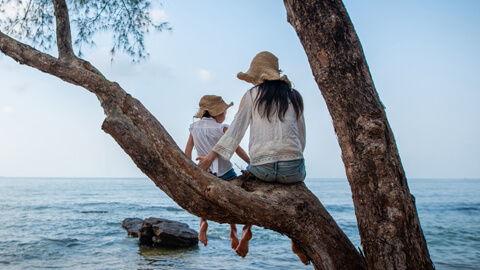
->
xmin=0 ymin=0 xmax=55 ymax=51
xmin=0 ymin=0 xmax=171 ymax=62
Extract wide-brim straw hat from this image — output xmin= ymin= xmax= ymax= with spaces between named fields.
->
xmin=194 ymin=95 xmax=233 ymax=118
xmin=237 ymin=51 xmax=291 ymax=87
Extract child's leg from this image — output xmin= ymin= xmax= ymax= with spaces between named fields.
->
xmin=229 ymin=224 xmax=239 ymax=249
xmin=291 ymin=239 xmax=310 ymax=265
xmin=199 ymin=218 xmax=208 ymax=246
xmin=235 ymin=224 xmax=253 ymax=257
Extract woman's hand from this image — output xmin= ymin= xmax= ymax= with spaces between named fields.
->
xmin=196 ymin=151 xmax=218 ymax=170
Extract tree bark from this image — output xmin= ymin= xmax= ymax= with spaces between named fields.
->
xmin=0 ymin=2 xmax=365 ymax=268
xmin=52 ymin=0 xmax=75 ymax=60
xmin=283 ymin=0 xmax=434 ymax=269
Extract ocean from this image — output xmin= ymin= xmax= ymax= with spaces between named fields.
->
xmin=0 ymin=177 xmax=478 ymax=270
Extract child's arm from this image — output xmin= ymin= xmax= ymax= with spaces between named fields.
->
xmin=235 ymin=146 xmax=250 ymax=164
xmin=185 ymin=134 xmax=194 ymax=159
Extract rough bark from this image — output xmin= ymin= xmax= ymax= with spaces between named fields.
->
xmin=52 ymin=0 xmax=75 ymax=60
xmin=0 ymin=2 xmax=366 ymax=269
xmin=283 ymin=0 xmax=434 ymax=269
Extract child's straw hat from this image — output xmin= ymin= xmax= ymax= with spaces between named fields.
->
xmin=194 ymin=95 xmax=233 ymax=118
xmin=237 ymin=51 xmax=291 ymax=87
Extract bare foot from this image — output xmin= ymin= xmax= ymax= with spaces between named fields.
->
xmin=235 ymin=224 xmax=252 ymax=258
xmin=199 ymin=218 xmax=208 ymax=246
xmin=230 ymin=224 xmax=239 ymax=250
xmin=292 ymin=240 xmax=310 ymax=265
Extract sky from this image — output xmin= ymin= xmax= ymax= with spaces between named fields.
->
xmin=1 ymin=0 xmax=479 ymax=179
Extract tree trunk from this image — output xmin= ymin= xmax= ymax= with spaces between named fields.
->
xmin=283 ymin=0 xmax=434 ymax=269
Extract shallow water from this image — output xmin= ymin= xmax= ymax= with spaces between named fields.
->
xmin=0 ymin=177 xmax=478 ymax=269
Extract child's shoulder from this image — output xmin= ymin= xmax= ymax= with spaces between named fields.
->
xmin=189 ymin=119 xmax=202 ymax=131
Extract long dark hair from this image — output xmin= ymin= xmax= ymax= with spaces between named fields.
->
xmin=254 ymin=80 xmax=304 ymax=121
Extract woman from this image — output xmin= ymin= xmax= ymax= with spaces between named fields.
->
xmin=197 ymin=51 xmax=308 ymax=264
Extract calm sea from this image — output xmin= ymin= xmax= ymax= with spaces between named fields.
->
xmin=0 ymin=177 xmax=478 ymax=270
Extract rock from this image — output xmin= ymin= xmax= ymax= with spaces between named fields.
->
xmin=122 ymin=217 xmax=198 ymax=248
xmin=122 ymin=218 xmax=144 ymax=237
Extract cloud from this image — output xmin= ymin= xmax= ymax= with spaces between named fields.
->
xmin=149 ymin=8 xmax=169 ymax=24
xmin=197 ymin=69 xmax=213 ymax=82
xmin=1 ymin=106 xmax=14 ymax=114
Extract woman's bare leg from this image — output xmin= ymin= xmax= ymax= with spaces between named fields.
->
xmin=229 ymin=224 xmax=239 ymax=249
xmin=235 ymin=224 xmax=252 ymax=257
xmin=199 ymin=218 xmax=208 ymax=246
xmin=291 ymin=240 xmax=310 ymax=265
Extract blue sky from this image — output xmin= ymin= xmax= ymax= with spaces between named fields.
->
xmin=1 ymin=0 xmax=479 ymax=179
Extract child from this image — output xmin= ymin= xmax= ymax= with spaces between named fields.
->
xmin=184 ymin=95 xmax=251 ymax=250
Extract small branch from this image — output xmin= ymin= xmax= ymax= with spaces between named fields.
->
xmin=87 ymin=0 xmax=113 ymax=29
xmin=52 ymin=0 xmax=74 ymax=59
xmin=8 ymin=0 xmax=34 ymax=35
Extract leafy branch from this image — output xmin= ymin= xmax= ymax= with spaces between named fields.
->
xmin=0 ymin=0 xmax=171 ymax=61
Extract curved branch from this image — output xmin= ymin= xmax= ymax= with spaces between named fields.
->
xmin=102 ymin=91 xmax=365 ymax=270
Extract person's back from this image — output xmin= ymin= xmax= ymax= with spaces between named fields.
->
xmin=239 ymin=85 xmax=305 ymax=166
xmin=189 ymin=117 xmax=232 ymax=177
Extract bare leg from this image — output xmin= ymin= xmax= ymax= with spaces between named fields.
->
xmin=235 ymin=224 xmax=252 ymax=257
xmin=229 ymin=224 xmax=239 ymax=250
xmin=291 ymin=240 xmax=310 ymax=265
xmin=199 ymin=218 xmax=208 ymax=246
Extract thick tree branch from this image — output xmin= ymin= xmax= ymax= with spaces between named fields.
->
xmin=102 ymin=94 xmax=365 ymax=269
xmin=52 ymin=0 xmax=75 ymax=60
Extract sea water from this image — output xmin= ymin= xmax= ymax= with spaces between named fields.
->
xmin=0 ymin=177 xmax=478 ymax=270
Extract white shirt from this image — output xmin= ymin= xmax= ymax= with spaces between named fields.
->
xmin=189 ymin=117 xmax=233 ymax=176
xmin=213 ymin=87 xmax=306 ymax=165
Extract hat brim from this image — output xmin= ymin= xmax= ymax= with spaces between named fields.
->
xmin=237 ymin=72 xmax=292 ymax=88
xmin=237 ymin=72 xmax=255 ymax=84
xmin=194 ymin=102 xmax=233 ymax=118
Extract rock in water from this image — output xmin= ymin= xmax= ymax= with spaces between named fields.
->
xmin=122 ymin=217 xmax=198 ymax=248
xmin=122 ymin=218 xmax=144 ymax=237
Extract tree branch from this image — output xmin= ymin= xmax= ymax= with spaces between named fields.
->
xmin=102 ymin=93 xmax=365 ymax=269
xmin=52 ymin=0 xmax=75 ymax=60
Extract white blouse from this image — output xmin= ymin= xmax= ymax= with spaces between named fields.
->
xmin=189 ymin=117 xmax=233 ymax=176
xmin=213 ymin=87 xmax=306 ymax=165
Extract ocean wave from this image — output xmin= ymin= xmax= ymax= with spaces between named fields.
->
xmin=44 ymin=237 xmax=78 ymax=243
xmin=80 ymin=210 xmax=109 ymax=214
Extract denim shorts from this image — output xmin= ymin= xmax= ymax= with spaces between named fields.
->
xmin=215 ymin=168 xmax=237 ymax=181
xmin=247 ymin=158 xmax=306 ymax=184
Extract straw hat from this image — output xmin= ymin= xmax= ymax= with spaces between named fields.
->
xmin=194 ymin=95 xmax=233 ymax=118
xmin=237 ymin=51 xmax=291 ymax=87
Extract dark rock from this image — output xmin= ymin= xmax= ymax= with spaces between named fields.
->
xmin=122 ymin=218 xmax=143 ymax=237
xmin=122 ymin=217 xmax=198 ymax=248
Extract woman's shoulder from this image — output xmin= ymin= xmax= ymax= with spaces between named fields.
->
xmin=244 ymin=87 xmax=259 ymax=102
xmin=248 ymin=86 xmax=259 ymax=94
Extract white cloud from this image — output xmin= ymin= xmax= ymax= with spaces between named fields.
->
xmin=2 ymin=106 xmax=14 ymax=114
xmin=149 ymin=8 xmax=169 ymax=24
xmin=197 ymin=69 xmax=213 ymax=82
